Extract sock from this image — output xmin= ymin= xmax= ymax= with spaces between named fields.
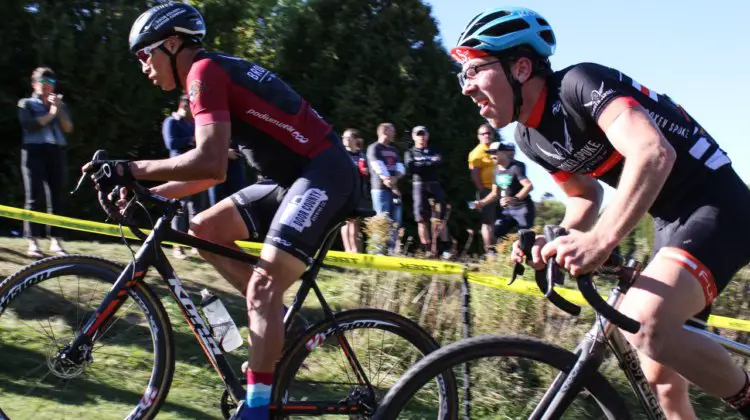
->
xmin=245 ymin=370 xmax=273 ymax=419
xmin=725 ymin=372 xmax=750 ymax=418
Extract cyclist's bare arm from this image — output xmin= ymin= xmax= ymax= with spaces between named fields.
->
xmin=591 ymin=99 xmax=676 ymax=249
xmin=131 ymin=121 xmax=231 ymax=182
xmin=558 ymin=174 xmax=603 ymax=232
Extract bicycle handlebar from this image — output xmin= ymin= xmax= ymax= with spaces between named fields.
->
xmin=515 ymin=226 xmax=642 ymax=334
xmin=72 ymin=150 xmax=181 ymax=241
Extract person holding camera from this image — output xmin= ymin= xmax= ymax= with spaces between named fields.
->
xmin=17 ymin=67 xmax=74 ymax=258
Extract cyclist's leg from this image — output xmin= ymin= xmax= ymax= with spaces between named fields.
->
xmin=190 ymin=180 xmax=282 ymax=293
xmin=242 ymin=144 xmax=358 ymax=417
xmin=617 ymin=196 xmax=750 ymax=417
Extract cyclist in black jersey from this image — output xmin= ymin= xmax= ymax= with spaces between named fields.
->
xmin=404 ymin=125 xmax=450 ymax=257
xmin=83 ymin=4 xmax=358 ymax=419
xmin=452 ymin=6 xmax=750 ymax=418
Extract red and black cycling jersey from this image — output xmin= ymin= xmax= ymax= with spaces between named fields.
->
xmin=186 ymin=51 xmax=335 ymax=187
xmin=514 ymin=62 xmax=732 ymax=218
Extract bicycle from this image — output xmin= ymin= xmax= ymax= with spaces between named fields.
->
xmin=0 ymin=150 xmax=457 ymax=419
xmin=373 ymin=225 xmax=750 ymax=419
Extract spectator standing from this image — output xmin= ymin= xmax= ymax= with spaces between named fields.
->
xmin=404 ymin=125 xmax=451 ymax=258
xmin=473 ymin=141 xmax=535 ymax=240
xmin=17 ymin=67 xmax=73 ymax=258
xmin=340 ymin=128 xmax=369 ymax=253
xmin=467 ymin=123 xmax=497 ymax=254
xmin=163 ymin=95 xmax=206 ymax=259
xmin=367 ymin=122 xmax=405 ymax=254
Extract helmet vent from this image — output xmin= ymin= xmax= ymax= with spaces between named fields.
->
xmin=480 ymin=18 xmax=531 ymax=38
xmin=461 ymin=39 xmax=482 ymax=48
xmin=464 ymin=11 xmax=510 ymax=39
xmin=539 ymin=30 xmax=555 ymax=45
xmin=536 ymin=18 xmax=549 ymax=27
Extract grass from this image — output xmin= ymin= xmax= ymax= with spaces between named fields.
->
xmin=1 ymin=236 xmax=749 ymax=419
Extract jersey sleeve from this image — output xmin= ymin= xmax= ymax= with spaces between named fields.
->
xmin=186 ymin=58 xmax=232 ymax=126
xmin=559 ymin=63 xmax=640 ymax=124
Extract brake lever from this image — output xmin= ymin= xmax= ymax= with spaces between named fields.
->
xmin=70 ymin=149 xmax=109 ymax=195
xmin=543 ymin=225 xmax=568 ymax=297
xmin=509 ymin=229 xmax=536 ymax=285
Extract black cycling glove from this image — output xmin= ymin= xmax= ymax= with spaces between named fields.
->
xmin=89 ymin=159 xmax=134 ymax=191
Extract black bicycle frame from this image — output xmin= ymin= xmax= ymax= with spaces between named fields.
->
xmin=529 ymin=285 xmax=667 ymax=420
xmin=62 ymin=207 xmax=376 ymax=416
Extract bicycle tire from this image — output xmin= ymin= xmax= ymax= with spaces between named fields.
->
xmin=374 ymin=334 xmax=631 ymax=420
xmin=0 ymin=255 xmax=175 ymax=420
xmin=273 ymin=308 xmax=459 ymax=419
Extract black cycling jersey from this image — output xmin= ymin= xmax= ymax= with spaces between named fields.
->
xmin=513 ymin=61 xmax=750 ymax=302
xmin=187 ymin=51 xmax=338 ymax=187
xmin=404 ymin=146 xmax=443 ymax=183
xmin=514 ymin=62 xmax=732 ymax=219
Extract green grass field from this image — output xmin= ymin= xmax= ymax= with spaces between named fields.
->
xmin=1 ymin=236 xmax=748 ymax=419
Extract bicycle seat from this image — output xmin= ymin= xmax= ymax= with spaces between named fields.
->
xmin=351 ymin=208 xmax=376 ymax=218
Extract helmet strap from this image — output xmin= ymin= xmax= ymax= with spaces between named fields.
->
xmin=159 ymin=42 xmax=189 ymax=90
xmin=499 ymin=60 xmax=524 ymax=122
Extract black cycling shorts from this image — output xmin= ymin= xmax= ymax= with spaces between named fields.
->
xmin=651 ymin=166 xmax=750 ymax=308
xmin=413 ymin=181 xmax=447 ymax=222
xmin=230 ymin=143 xmax=360 ymax=264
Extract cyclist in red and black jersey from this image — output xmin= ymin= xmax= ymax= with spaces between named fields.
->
xmin=452 ymin=6 xmax=750 ymax=418
xmin=84 ymin=4 xmax=359 ymax=419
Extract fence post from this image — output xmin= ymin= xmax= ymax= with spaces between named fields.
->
xmin=461 ymin=266 xmax=472 ymax=420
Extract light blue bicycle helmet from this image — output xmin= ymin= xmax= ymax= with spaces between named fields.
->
xmin=451 ymin=7 xmax=556 ymax=122
xmin=454 ymin=7 xmax=555 ymax=59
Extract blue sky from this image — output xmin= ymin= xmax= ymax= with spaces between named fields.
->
xmin=426 ymin=0 xmax=750 ymax=203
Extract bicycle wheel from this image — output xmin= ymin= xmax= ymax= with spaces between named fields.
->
xmin=374 ymin=335 xmax=631 ymax=420
xmin=273 ymin=308 xmax=458 ymax=419
xmin=0 ymin=255 xmax=175 ymax=420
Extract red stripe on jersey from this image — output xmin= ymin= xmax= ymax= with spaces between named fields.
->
xmin=589 ymin=151 xmax=623 ymax=178
xmin=525 ymin=86 xmax=547 ymax=129
xmin=639 ymin=85 xmax=651 ymax=97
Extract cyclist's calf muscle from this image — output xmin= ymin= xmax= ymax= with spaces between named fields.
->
xmin=246 ymin=246 xmax=306 ymax=373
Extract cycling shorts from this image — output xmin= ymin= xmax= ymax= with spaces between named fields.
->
xmin=412 ymin=181 xmax=447 ymax=222
xmin=651 ymin=166 xmax=750 ymax=308
xmin=230 ymin=142 xmax=360 ymax=264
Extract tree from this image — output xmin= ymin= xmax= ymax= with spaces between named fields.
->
xmin=272 ymin=0 xmax=485 ymax=246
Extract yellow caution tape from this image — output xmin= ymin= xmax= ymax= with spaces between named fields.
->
xmin=467 ymin=273 xmax=750 ymax=332
xmin=2 ymin=204 xmax=749 ymax=331
xmin=0 ymin=205 xmax=464 ymax=275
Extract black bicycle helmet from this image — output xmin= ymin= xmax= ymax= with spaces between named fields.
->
xmin=129 ymin=2 xmax=206 ymax=89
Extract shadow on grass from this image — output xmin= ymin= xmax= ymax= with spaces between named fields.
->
xmin=0 ymin=342 xmax=218 ymax=420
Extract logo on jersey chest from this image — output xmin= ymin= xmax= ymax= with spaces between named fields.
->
xmin=279 ymin=188 xmax=329 ymax=232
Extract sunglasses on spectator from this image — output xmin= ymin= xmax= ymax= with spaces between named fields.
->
xmin=36 ymin=77 xmax=56 ymax=85
xmin=136 ymin=39 xmax=167 ymax=64
xmin=478 ymin=132 xmax=493 ymax=136
xmin=415 ymin=131 xmax=427 ymax=136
